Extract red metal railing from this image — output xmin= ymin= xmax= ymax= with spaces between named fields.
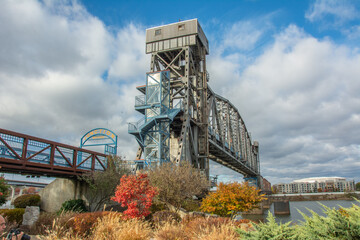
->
xmin=0 ymin=128 xmax=107 ymax=177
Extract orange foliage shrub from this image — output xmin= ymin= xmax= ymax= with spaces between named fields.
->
xmin=200 ymin=182 xmax=266 ymax=217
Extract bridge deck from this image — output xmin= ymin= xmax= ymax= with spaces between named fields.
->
xmin=0 ymin=128 xmax=107 ymax=177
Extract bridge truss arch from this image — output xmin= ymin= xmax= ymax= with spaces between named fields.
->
xmin=207 ymin=87 xmax=259 ymax=178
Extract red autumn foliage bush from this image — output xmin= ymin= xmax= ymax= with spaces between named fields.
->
xmin=112 ymin=173 xmax=158 ymax=219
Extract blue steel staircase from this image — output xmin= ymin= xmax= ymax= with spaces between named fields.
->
xmin=128 ymin=108 xmax=181 ymax=147
xmin=128 ymin=71 xmax=181 ymax=166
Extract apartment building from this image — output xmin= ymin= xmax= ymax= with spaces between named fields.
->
xmin=275 ymin=177 xmax=355 ymax=194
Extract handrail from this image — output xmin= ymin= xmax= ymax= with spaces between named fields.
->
xmin=135 ymin=95 xmax=146 ymax=106
xmin=0 ymin=128 xmax=107 ymax=177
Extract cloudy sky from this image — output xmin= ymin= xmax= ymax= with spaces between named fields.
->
xmin=1 ymin=0 xmax=360 ymax=184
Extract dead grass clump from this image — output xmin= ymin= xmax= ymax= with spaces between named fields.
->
xmin=40 ymin=220 xmax=84 ymax=240
xmin=152 ymin=210 xmax=181 ymax=225
xmin=194 ymin=224 xmax=240 ymax=240
xmin=154 ymin=222 xmax=190 ymax=240
xmin=182 ymin=216 xmax=241 ymax=239
xmin=92 ymin=213 xmax=152 ymax=240
xmin=183 ymin=216 xmax=231 ymax=234
xmin=28 ymin=212 xmax=57 ymax=235
xmin=37 ymin=211 xmax=83 ymax=239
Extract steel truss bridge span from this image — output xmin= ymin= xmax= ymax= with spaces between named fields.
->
xmin=207 ymin=87 xmax=259 ymax=178
xmin=0 ymin=128 xmax=107 ymax=177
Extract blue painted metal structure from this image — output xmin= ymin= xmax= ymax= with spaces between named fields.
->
xmin=128 ymin=71 xmax=181 ymax=166
xmin=80 ymin=128 xmax=118 ymax=155
xmin=0 ymin=128 xmax=107 ymax=177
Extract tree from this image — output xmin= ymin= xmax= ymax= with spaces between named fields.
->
xmin=148 ymin=161 xmax=209 ymax=211
xmin=0 ymin=176 xmax=10 ymax=206
xmin=200 ymin=181 xmax=266 ymax=217
xmin=112 ymin=173 xmax=158 ymax=219
xmin=79 ymin=155 xmax=130 ymax=211
xmin=356 ymin=182 xmax=360 ymax=191
xmin=271 ymin=186 xmax=278 ymax=194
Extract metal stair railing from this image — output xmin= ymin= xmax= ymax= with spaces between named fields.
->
xmin=135 ymin=95 xmax=146 ymax=106
xmin=128 ymin=118 xmax=146 ymax=132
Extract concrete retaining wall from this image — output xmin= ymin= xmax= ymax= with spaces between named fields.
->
xmin=39 ymin=178 xmax=87 ymax=212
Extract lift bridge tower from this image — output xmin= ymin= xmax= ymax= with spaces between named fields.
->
xmin=128 ymin=19 xmax=210 ymax=176
xmin=128 ymin=20 xmax=262 ymax=187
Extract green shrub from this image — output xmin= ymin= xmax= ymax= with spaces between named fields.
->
xmin=236 ymin=201 xmax=360 ymax=240
xmin=236 ymin=213 xmax=296 ymax=239
xmin=0 ymin=208 xmax=26 ymax=224
xmin=13 ymin=194 xmax=41 ymax=208
xmin=58 ymin=199 xmax=87 ymax=214
xmin=152 ymin=211 xmax=181 ymax=225
xmin=296 ymin=203 xmax=360 ymax=240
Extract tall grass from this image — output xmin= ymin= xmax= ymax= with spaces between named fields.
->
xmin=92 ymin=213 xmax=152 ymax=240
xmin=38 ymin=214 xmax=241 ymax=240
xmin=153 ymin=221 xmax=190 ymax=240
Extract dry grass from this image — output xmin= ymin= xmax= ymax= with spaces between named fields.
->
xmin=153 ymin=221 xmax=190 ymax=240
xmin=39 ymin=221 xmax=83 ymax=240
xmin=182 ymin=216 xmax=241 ymax=240
xmin=194 ymin=224 xmax=240 ymax=240
xmin=92 ymin=212 xmax=152 ymax=240
xmin=37 ymin=212 xmax=249 ymax=240
xmin=183 ymin=216 xmax=231 ymax=233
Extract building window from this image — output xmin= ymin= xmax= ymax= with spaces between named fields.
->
xmin=178 ymin=24 xmax=185 ymax=31
xmin=155 ymin=29 xmax=161 ymax=36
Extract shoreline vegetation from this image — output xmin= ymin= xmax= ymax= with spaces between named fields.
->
xmin=268 ymin=192 xmax=360 ymax=202
xmin=17 ymin=200 xmax=360 ymax=239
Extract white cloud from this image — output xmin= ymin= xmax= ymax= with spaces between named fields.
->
xmin=0 ymin=0 xmax=142 ymax=160
xmin=217 ymin=24 xmax=360 ymax=183
xmin=222 ymin=21 xmax=264 ymax=51
xmin=1 ymin=0 xmax=360 ymax=185
xmin=108 ymin=24 xmax=150 ymax=81
xmin=305 ymin=0 xmax=359 ymax=25
xmin=207 ymin=16 xmax=275 ymax=95
xmin=344 ymin=25 xmax=360 ymax=40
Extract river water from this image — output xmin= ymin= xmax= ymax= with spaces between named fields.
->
xmin=239 ymin=200 xmax=360 ymax=224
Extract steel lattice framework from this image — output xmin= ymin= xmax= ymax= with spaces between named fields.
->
xmin=129 ymin=19 xmax=262 ymax=186
xmin=0 ymin=128 xmax=107 ymax=177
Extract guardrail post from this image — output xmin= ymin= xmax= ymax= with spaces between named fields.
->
xmin=50 ymin=144 xmax=55 ymax=168
xmin=91 ymin=154 xmax=95 ymax=171
xmin=22 ymin=138 xmax=28 ymax=160
xmin=73 ymin=149 xmax=77 ymax=172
